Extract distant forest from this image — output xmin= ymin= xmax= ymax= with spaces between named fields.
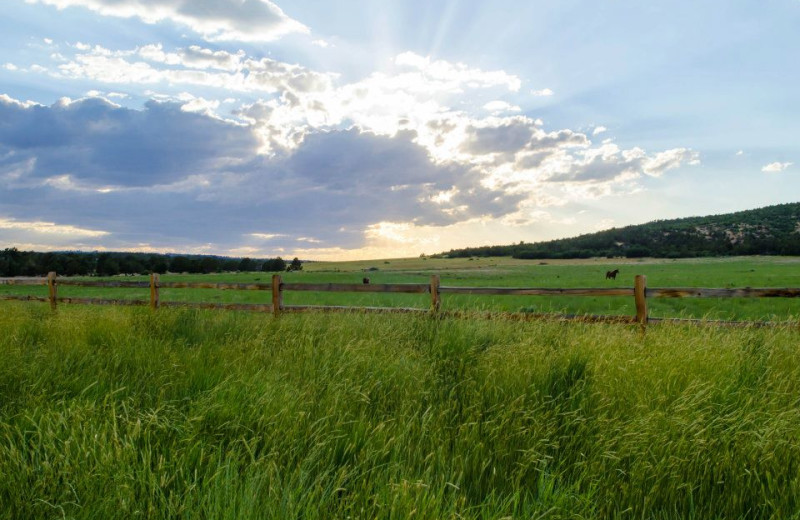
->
xmin=436 ymin=202 xmax=800 ymax=260
xmin=0 ymin=250 xmax=302 ymax=277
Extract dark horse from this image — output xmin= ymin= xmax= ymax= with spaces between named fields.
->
xmin=605 ymin=269 xmax=619 ymax=280
xmin=362 ymin=277 xmax=370 ymax=284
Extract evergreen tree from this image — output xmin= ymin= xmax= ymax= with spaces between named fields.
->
xmin=262 ymin=257 xmax=286 ymax=272
xmin=287 ymin=257 xmax=303 ymax=271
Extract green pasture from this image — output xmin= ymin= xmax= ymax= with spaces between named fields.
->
xmin=1 ymin=304 xmax=799 ymax=519
xmin=1 ymin=256 xmax=799 ymax=320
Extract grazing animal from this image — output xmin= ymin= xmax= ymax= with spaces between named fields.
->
xmin=363 ymin=277 xmax=370 ymax=284
xmin=605 ymin=269 xmax=620 ymax=280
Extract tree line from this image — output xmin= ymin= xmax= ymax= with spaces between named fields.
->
xmin=0 ymin=249 xmax=303 ymax=277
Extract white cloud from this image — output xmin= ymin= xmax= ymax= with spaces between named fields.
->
xmin=138 ymin=44 xmax=246 ymax=71
xmin=483 ymin=100 xmax=521 ymax=113
xmin=231 ymin=51 xmax=527 ymax=154
xmin=735 ymin=149 xmax=744 ymax=156
xmin=42 ymin=174 xmax=120 ymax=193
xmin=250 ymin=233 xmax=285 ymax=240
xmin=179 ymin=95 xmax=221 ymax=115
xmin=642 ymin=148 xmax=700 ymax=176
xmin=52 ymin=46 xmax=523 ymax=157
xmin=429 ymin=187 xmax=459 ymax=204
xmin=761 ymin=161 xmax=792 ymax=172
xmin=3 ymin=63 xmax=18 ymax=71
xmin=311 ymin=39 xmax=330 ymax=48
xmin=481 ymin=138 xmax=698 ymax=204
xmin=0 ymin=93 xmax=38 ymax=108
xmin=0 ymin=217 xmax=109 ymax=237
xmin=531 ymin=88 xmax=554 ymax=96
xmin=394 ymin=52 xmax=522 ymax=92
xmin=593 ymin=126 xmax=607 ymax=135
xmin=28 ymin=0 xmax=309 ymax=42
xmin=58 ymin=43 xmax=336 ymax=98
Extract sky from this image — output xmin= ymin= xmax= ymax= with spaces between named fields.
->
xmin=0 ymin=1 xmax=798 ymax=260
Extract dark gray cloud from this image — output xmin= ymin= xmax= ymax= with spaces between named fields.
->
xmin=0 ymin=97 xmax=520 ymax=252
xmin=543 ymin=147 xmax=697 ymax=183
xmin=461 ymin=119 xmax=534 ymax=155
xmin=0 ymin=97 xmax=259 ymax=187
xmin=268 ymin=129 xmax=522 ymax=228
xmin=461 ymin=119 xmax=590 ymax=157
xmin=545 ymin=153 xmax=637 ymax=183
xmin=528 ymin=129 xmax=589 ymax=150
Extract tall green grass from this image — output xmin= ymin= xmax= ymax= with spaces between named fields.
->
xmin=1 ymin=303 xmax=799 ymax=519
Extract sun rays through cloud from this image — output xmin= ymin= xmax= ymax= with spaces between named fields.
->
xmin=0 ymin=1 xmax=797 ymax=259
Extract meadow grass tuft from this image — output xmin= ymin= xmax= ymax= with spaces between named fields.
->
xmin=1 ymin=302 xmax=799 ymax=519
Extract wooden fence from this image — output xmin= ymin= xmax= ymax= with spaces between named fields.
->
xmin=1 ymin=273 xmax=799 ymax=327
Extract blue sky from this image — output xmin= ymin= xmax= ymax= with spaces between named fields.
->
xmin=0 ymin=0 xmax=797 ymax=260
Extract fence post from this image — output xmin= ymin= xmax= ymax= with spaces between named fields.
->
xmin=634 ymin=275 xmax=647 ymax=327
xmin=272 ymin=274 xmax=282 ymax=317
xmin=150 ymin=273 xmax=160 ymax=310
xmin=430 ymin=275 xmax=441 ymax=314
xmin=47 ymin=271 xmax=57 ymax=310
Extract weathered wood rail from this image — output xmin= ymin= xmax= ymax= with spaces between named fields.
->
xmin=1 ymin=273 xmax=799 ymax=327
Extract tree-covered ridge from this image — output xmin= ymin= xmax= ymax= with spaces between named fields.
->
xmin=436 ymin=202 xmax=800 ymax=259
xmin=0 ymin=250 xmax=302 ymax=277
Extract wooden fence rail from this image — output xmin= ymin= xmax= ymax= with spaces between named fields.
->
xmin=1 ymin=272 xmax=799 ymax=327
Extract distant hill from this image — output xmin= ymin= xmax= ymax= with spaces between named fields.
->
xmin=435 ymin=203 xmax=800 ymax=259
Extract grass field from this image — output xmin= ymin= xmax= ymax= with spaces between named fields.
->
xmin=1 ymin=303 xmax=799 ymax=519
xmin=2 ymin=256 xmax=799 ymax=321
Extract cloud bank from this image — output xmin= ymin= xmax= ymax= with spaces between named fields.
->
xmin=0 ymin=86 xmax=698 ymax=257
xmin=27 ymin=0 xmax=309 ymax=41
xmin=1 ymin=7 xmax=701 ymax=258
